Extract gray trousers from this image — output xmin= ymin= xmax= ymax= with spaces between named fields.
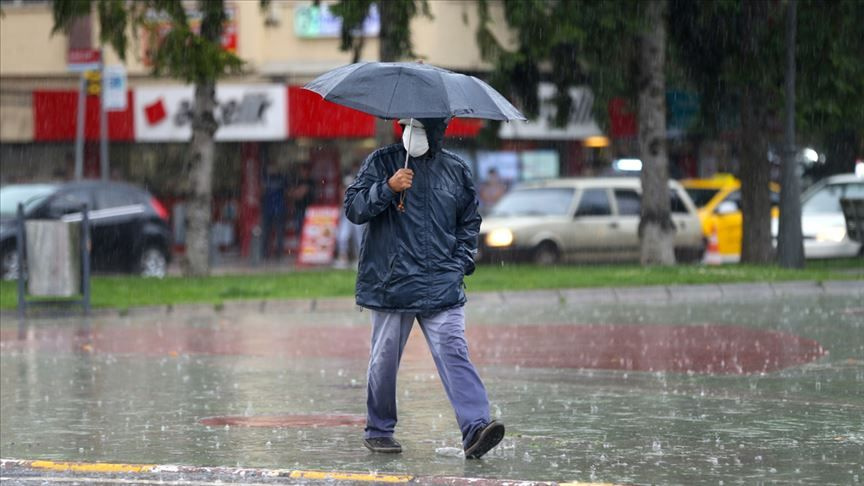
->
xmin=365 ymin=307 xmax=491 ymax=448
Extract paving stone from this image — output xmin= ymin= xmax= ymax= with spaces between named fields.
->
xmin=667 ymin=284 xmax=724 ymax=302
xmin=718 ymin=282 xmax=776 ymax=301
xmin=614 ymin=286 xmax=670 ymax=303
xmin=558 ymin=287 xmax=617 ymax=305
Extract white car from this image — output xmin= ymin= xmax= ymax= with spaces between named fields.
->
xmin=478 ymin=177 xmax=705 ymax=264
xmin=773 ymin=173 xmax=864 ymax=259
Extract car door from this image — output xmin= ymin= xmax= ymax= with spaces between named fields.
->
xmin=669 ymin=186 xmax=702 ymax=248
xmin=92 ymin=186 xmax=147 ymax=271
xmin=611 ymin=187 xmax=642 ymax=260
xmin=566 ymin=187 xmax=617 ymax=262
xmin=669 ymin=187 xmax=699 ymax=246
xmin=713 ymin=190 xmax=743 ymax=255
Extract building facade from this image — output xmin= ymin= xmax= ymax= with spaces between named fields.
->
xmin=1 ymin=0 xmax=604 ymax=256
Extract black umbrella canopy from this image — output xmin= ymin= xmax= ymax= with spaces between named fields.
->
xmin=303 ymin=61 xmax=526 ymax=122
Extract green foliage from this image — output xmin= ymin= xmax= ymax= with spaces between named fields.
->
xmin=51 ymin=0 xmax=245 ymax=83
xmin=669 ymin=0 xmax=864 ymax=142
xmin=476 ymin=0 xmax=641 ymax=129
xmin=330 ymin=0 xmax=431 ymax=62
xmin=796 ymin=0 xmax=864 ymax=137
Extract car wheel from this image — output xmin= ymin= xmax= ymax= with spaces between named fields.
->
xmin=1 ymin=248 xmax=20 ymax=281
xmin=533 ymin=241 xmax=559 ymax=265
xmin=139 ymin=246 xmax=168 ymax=278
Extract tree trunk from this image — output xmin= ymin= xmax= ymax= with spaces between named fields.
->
xmin=182 ymin=81 xmax=218 ymax=276
xmin=738 ymin=87 xmax=774 ymax=264
xmin=638 ymin=0 xmax=675 ymax=266
xmin=777 ymin=0 xmax=804 ymax=268
xmin=738 ymin=0 xmax=774 ymax=264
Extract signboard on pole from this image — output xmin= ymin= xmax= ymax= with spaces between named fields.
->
xmin=133 ymin=85 xmax=287 ymax=141
xmin=297 ymin=205 xmax=340 ymax=265
xmin=103 ymin=65 xmax=128 ymax=111
xmin=67 ymin=48 xmax=101 ymax=72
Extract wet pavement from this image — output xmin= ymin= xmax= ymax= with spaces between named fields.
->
xmin=1 ymin=283 xmax=863 ymax=485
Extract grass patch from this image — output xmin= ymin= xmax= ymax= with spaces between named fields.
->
xmin=0 ymin=258 xmax=860 ymax=310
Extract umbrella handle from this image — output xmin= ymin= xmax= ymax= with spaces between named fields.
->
xmin=397 ymin=119 xmax=414 ymax=213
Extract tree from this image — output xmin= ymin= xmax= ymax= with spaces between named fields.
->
xmin=52 ymin=0 xmax=245 ymax=276
xmin=669 ymin=0 xmax=864 ymax=264
xmin=476 ymin=0 xmax=675 ymax=264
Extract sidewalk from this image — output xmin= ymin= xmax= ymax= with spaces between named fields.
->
xmin=2 ymin=270 xmax=862 ymax=484
xmin=4 ymin=278 xmax=858 ymax=321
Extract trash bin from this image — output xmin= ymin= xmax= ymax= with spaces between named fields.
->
xmin=25 ymin=220 xmax=81 ymax=297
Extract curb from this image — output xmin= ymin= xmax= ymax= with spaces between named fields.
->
xmin=2 ymin=280 xmax=861 ymax=320
xmin=0 ymin=459 xmax=617 ymax=486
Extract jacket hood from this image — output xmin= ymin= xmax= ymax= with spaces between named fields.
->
xmin=415 ymin=117 xmax=449 ymax=155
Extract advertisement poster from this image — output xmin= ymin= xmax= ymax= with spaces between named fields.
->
xmin=294 ymin=3 xmax=379 ymax=38
xmin=476 ymin=151 xmax=519 ymax=182
xmin=133 ymin=85 xmax=286 ymax=141
xmin=521 ymin=150 xmax=560 ymax=180
xmin=297 ymin=205 xmax=340 ymax=265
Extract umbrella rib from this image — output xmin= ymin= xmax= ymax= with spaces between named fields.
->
xmin=385 ymin=69 xmax=403 ymax=117
xmin=437 ymin=70 xmax=452 ymax=118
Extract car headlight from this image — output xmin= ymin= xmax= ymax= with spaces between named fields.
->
xmin=486 ymin=228 xmax=514 ymax=247
xmin=815 ymin=227 xmax=846 ymax=243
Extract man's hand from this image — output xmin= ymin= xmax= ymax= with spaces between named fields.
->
xmin=388 ymin=168 xmax=414 ymax=193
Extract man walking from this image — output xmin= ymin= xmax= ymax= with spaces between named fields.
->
xmin=344 ymin=118 xmax=504 ymax=459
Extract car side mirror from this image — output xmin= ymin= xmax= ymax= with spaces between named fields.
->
xmin=716 ymin=201 xmax=738 ymax=215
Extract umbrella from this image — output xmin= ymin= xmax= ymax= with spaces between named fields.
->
xmin=303 ymin=61 xmax=527 ymax=122
xmin=304 ymin=61 xmax=526 ymax=211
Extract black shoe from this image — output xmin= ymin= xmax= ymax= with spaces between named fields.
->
xmin=464 ymin=421 xmax=505 ymax=459
xmin=363 ymin=437 xmax=402 ymax=453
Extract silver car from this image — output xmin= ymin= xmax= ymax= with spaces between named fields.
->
xmin=478 ymin=177 xmax=705 ymax=264
xmin=771 ymin=173 xmax=864 ymax=259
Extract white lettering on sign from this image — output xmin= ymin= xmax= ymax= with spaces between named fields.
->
xmin=134 ymin=85 xmax=287 ymax=141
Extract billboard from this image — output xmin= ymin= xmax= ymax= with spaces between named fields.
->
xmin=133 ymin=85 xmax=287 ymax=141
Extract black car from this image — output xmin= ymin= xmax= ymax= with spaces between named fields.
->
xmin=0 ymin=180 xmax=172 ymax=279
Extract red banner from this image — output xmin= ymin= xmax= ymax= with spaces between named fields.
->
xmin=33 ymin=90 xmax=134 ymax=141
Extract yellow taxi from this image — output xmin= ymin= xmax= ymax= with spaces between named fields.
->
xmin=681 ymin=174 xmax=779 ymax=262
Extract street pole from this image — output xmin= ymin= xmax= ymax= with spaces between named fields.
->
xmin=777 ymin=0 xmax=804 ymax=268
xmin=74 ymin=73 xmax=86 ymax=181
xmin=99 ymin=49 xmax=109 ymax=182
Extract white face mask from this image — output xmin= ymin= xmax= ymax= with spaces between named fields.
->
xmin=402 ymin=124 xmax=429 ymax=157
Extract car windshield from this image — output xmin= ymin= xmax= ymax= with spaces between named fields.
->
xmin=490 ymin=188 xmax=575 ymax=217
xmin=0 ymin=184 xmax=57 ymax=217
xmin=684 ymin=188 xmax=720 ymax=208
xmin=802 ymin=182 xmax=864 ymax=215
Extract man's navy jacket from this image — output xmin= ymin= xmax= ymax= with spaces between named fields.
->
xmin=344 ymin=119 xmax=481 ymax=314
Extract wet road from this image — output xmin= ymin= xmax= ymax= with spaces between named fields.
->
xmin=1 ymin=288 xmax=863 ymax=484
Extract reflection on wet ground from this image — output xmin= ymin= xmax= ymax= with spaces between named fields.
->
xmin=1 ymin=294 xmax=862 ymax=484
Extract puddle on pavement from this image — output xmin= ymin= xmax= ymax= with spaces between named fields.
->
xmin=1 ymin=295 xmax=862 ymax=484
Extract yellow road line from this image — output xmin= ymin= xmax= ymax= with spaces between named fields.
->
xmin=2 ymin=477 xmax=273 ymax=486
xmin=289 ymin=469 xmax=413 ymax=483
xmin=4 ymin=459 xmax=614 ymax=485
xmin=29 ymin=460 xmax=155 ymax=474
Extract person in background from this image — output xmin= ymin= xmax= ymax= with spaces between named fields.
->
xmin=334 ymin=162 xmax=364 ymax=269
xmin=478 ymin=167 xmax=508 ymax=215
xmin=290 ymin=164 xmax=315 ymax=238
xmin=260 ymin=160 xmax=288 ymax=260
